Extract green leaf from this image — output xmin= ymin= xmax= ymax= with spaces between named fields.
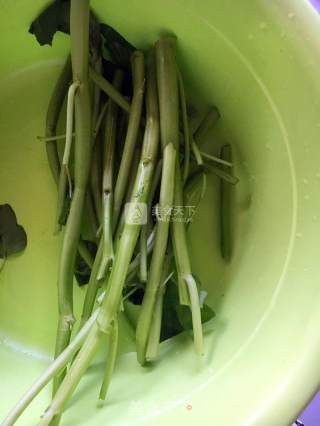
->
xmin=160 ymin=282 xmax=184 ymax=341
xmin=201 ymin=303 xmax=216 ymax=322
xmin=124 ymin=276 xmax=216 ymax=341
xmin=176 ymin=303 xmax=215 ymax=331
xmin=100 ymin=24 xmax=135 ymax=69
xmin=161 ymin=280 xmax=215 ymax=339
xmin=0 ymin=204 xmax=27 ymax=258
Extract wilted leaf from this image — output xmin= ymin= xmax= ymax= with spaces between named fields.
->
xmin=29 ymin=0 xmax=101 ymax=60
xmin=100 ymin=24 xmax=135 ymax=69
xmin=29 ymin=1 xmax=69 ymax=46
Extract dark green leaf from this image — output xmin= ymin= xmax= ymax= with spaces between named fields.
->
xmin=100 ymin=24 xmax=135 ymax=69
xmin=161 ymin=280 xmax=215 ymax=340
xmin=0 ymin=204 xmax=27 ymax=258
xmin=176 ymin=303 xmax=215 ymax=331
xmin=201 ymin=303 xmax=216 ymax=323
xmin=29 ymin=1 xmax=101 ymax=61
xmin=28 ymin=1 xmax=68 ymax=46
xmin=160 ymin=282 xmax=184 ymax=341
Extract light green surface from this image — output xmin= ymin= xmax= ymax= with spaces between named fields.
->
xmin=1 ymin=0 xmax=320 ymax=425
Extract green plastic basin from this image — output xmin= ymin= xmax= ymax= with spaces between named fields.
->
xmin=1 ymin=0 xmax=320 ymax=425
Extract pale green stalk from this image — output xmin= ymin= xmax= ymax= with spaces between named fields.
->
xmin=113 ymin=144 xmax=141 ymax=252
xmin=184 ymin=275 xmax=204 ymax=354
xmin=136 ymin=37 xmax=178 ymax=366
xmin=139 ymin=226 xmax=148 ymax=282
xmin=1 ymin=308 xmax=100 ymax=426
xmin=204 ymin=163 xmax=239 ymax=185
xmin=201 ymin=151 xmax=232 ymax=167
xmin=89 ymin=67 xmax=130 ymax=112
xmin=193 ymin=106 xmax=220 ymax=146
xmin=136 ymin=144 xmax=176 ymax=366
xmin=90 ymin=107 xmax=106 ymax=225
xmin=89 ymin=59 xmax=104 ymax=223
xmin=171 ymin=163 xmax=203 ymax=355
xmin=145 ymin=253 xmax=172 ymax=362
xmin=171 ymin=162 xmax=190 ymax=306
xmin=77 ymin=240 xmax=94 ymax=268
xmin=39 ymin=324 xmax=102 ymax=426
xmin=139 ymin=159 xmax=162 ymax=282
xmin=45 ymin=56 xmax=72 ymax=184
xmin=53 ymin=0 xmax=92 ymax=394
xmin=92 ymin=100 xmax=108 ymax=139
xmin=38 ymin=53 xmax=160 ymax=424
xmin=145 ymin=287 xmax=165 ymax=361
xmin=84 ymin=190 xmax=99 ymax=237
xmin=97 ymin=70 xmax=123 ymax=281
xmin=91 ymin=57 xmax=102 ymax=133
xmin=79 ymin=73 xmax=124 ymax=327
xmin=37 ymin=134 xmax=74 ymax=142
xmin=56 ymin=81 xmax=80 ymax=227
xmin=99 ymin=319 xmax=118 ymax=400
xmin=63 ymin=82 xmax=80 ymax=167
xmin=113 ymin=51 xmax=145 ymax=229
xmin=80 ymin=237 xmax=103 ymax=328
xmin=177 ymin=70 xmax=190 ymax=184
xmin=190 ymin=137 xmax=207 ymax=200
xmin=80 ymin=222 xmax=155 ymax=329
xmin=126 ymin=225 xmax=156 ymax=283
xmin=90 ymin=134 xmax=102 ymax=222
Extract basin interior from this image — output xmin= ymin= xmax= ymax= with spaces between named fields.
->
xmin=1 ymin=1 xmax=320 ymax=425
